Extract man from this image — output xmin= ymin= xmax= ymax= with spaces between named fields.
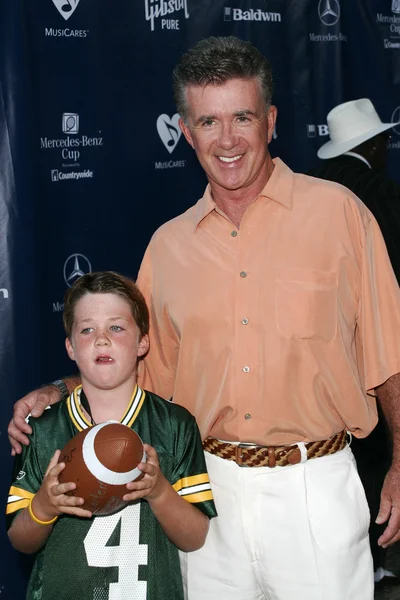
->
xmin=8 ymin=37 xmax=400 ymax=600
xmin=310 ymin=98 xmax=400 ymax=588
xmin=310 ymin=98 xmax=400 ymax=283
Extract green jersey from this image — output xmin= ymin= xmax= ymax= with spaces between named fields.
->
xmin=7 ymin=386 xmax=217 ymax=600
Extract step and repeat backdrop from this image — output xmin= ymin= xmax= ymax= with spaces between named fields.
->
xmin=1 ymin=0 xmax=400 ymax=596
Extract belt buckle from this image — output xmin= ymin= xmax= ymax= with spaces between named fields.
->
xmin=235 ymin=443 xmax=273 ymax=467
xmin=235 ymin=443 xmax=252 ymax=467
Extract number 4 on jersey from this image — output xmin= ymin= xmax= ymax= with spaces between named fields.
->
xmin=84 ymin=504 xmax=148 ymax=599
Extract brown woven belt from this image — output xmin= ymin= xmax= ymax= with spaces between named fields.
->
xmin=202 ymin=430 xmax=348 ymax=468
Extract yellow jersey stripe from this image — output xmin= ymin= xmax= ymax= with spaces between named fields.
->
xmin=6 ymin=499 xmax=30 ymax=514
xmin=67 ymin=389 xmax=90 ymax=432
xmin=120 ymin=384 xmax=139 ymax=423
xmin=8 ymin=486 xmax=35 ymax=500
xmin=173 ymin=473 xmax=210 ymax=492
xmin=73 ymin=386 xmax=92 ymax=430
xmin=67 ymin=395 xmax=80 ymax=430
xmin=182 ymin=490 xmax=214 ymax=504
xmin=125 ymin=388 xmax=146 ymax=428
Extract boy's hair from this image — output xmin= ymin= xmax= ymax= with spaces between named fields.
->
xmin=172 ymin=36 xmax=273 ymax=119
xmin=63 ymin=271 xmax=149 ymax=339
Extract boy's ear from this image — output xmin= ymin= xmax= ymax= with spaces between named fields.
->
xmin=65 ymin=338 xmax=76 ymax=362
xmin=137 ymin=334 xmax=150 ymax=358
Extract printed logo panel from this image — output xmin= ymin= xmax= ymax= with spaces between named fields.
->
xmin=144 ymin=0 xmax=189 ymax=31
xmin=223 ymin=7 xmax=282 ymax=22
xmin=376 ymin=1 xmax=400 ymax=49
xmin=309 ymin=0 xmax=347 ymax=43
xmin=318 ymin=0 xmax=340 ymax=26
xmin=46 ymin=0 xmax=89 ymax=38
xmin=63 ymin=254 xmax=92 ymax=288
xmin=52 ymin=0 xmax=80 ymax=21
xmin=156 ymin=114 xmax=181 ymax=153
xmin=41 ymin=113 xmax=103 ymax=182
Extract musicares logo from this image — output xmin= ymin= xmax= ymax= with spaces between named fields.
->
xmin=157 ymin=114 xmax=182 ymax=153
xmin=52 ymin=0 xmax=80 ymax=20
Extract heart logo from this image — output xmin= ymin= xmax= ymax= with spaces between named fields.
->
xmin=156 ymin=114 xmax=182 ymax=154
xmin=52 ymin=0 xmax=80 ymax=21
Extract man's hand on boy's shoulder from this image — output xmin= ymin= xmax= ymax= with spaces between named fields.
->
xmin=9 ymin=375 xmax=81 ymax=455
xmin=8 ymin=386 xmax=61 ymax=456
xmin=123 ymin=444 xmax=169 ymax=504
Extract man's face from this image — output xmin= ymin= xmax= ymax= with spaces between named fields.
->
xmin=179 ymin=78 xmax=277 ymax=196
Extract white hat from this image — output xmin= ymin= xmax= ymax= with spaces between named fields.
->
xmin=317 ymin=98 xmax=398 ymax=159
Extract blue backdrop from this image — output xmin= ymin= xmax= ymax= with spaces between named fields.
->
xmin=1 ymin=0 xmax=400 ymax=596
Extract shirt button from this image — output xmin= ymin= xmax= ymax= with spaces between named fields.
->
xmin=240 ymin=271 xmax=247 ymax=278
xmin=231 ymin=230 xmax=237 ymax=237
xmin=242 ymin=318 xmax=249 ymax=325
xmin=242 ymin=366 xmax=250 ymax=373
xmin=245 ymin=413 xmax=252 ymax=420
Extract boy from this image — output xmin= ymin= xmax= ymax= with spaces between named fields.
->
xmin=7 ymin=271 xmax=217 ymax=600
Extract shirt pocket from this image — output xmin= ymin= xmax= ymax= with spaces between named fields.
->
xmin=276 ymin=270 xmax=338 ymax=342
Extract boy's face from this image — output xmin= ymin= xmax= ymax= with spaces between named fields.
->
xmin=65 ymin=292 xmax=149 ymax=393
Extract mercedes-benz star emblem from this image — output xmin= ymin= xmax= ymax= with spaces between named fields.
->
xmin=63 ymin=254 xmax=92 ymax=287
xmin=391 ymin=106 xmax=400 ymax=136
xmin=318 ymin=0 xmax=340 ymax=26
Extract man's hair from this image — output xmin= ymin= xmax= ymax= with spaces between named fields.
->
xmin=172 ymin=36 xmax=273 ymax=119
xmin=63 ymin=271 xmax=149 ymax=339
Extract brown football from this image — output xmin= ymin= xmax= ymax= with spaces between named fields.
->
xmin=58 ymin=422 xmax=146 ymax=516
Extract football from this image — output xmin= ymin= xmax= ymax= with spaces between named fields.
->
xmin=58 ymin=422 xmax=146 ymax=516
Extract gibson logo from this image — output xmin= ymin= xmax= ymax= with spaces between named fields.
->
xmin=145 ymin=0 xmax=189 ymax=31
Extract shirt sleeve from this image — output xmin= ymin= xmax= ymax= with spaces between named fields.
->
xmin=171 ymin=416 xmax=217 ymax=519
xmin=136 ymin=243 xmax=179 ymax=400
xmin=356 ymin=211 xmax=400 ymax=391
xmin=6 ymin=421 xmax=43 ymax=528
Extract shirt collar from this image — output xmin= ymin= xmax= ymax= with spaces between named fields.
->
xmin=192 ymin=158 xmax=294 ymax=229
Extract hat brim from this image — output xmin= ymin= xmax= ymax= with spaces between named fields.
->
xmin=317 ymin=122 xmax=398 ymax=159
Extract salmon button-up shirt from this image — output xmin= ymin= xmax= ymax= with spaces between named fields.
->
xmin=137 ymin=158 xmax=400 ymax=445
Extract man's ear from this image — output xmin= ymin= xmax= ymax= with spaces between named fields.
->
xmin=267 ymin=105 xmax=278 ymax=145
xmin=65 ymin=338 xmax=76 ymax=362
xmin=179 ymin=117 xmax=195 ymax=149
xmin=137 ymin=334 xmax=150 ymax=358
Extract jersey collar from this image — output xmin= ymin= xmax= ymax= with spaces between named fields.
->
xmin=67 ymin=385 xmax=146 ymax=432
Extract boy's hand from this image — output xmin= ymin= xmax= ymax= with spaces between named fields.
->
xmin=32 ymin=450 xmax=92 ymax=521
xmin=123 ymin=444 xmax=169 ymax=503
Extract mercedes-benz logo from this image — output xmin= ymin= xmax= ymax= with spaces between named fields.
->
xmin=318 ymin=0 xmax=340 ymax=26
xmin=63 ymin=253 xmax=92 ymax=287
xmin=391 ymin=106 xmax=400 ymax=136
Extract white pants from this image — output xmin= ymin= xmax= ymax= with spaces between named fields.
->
xmin=180 ymin=446 xmax=373 ymax=600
